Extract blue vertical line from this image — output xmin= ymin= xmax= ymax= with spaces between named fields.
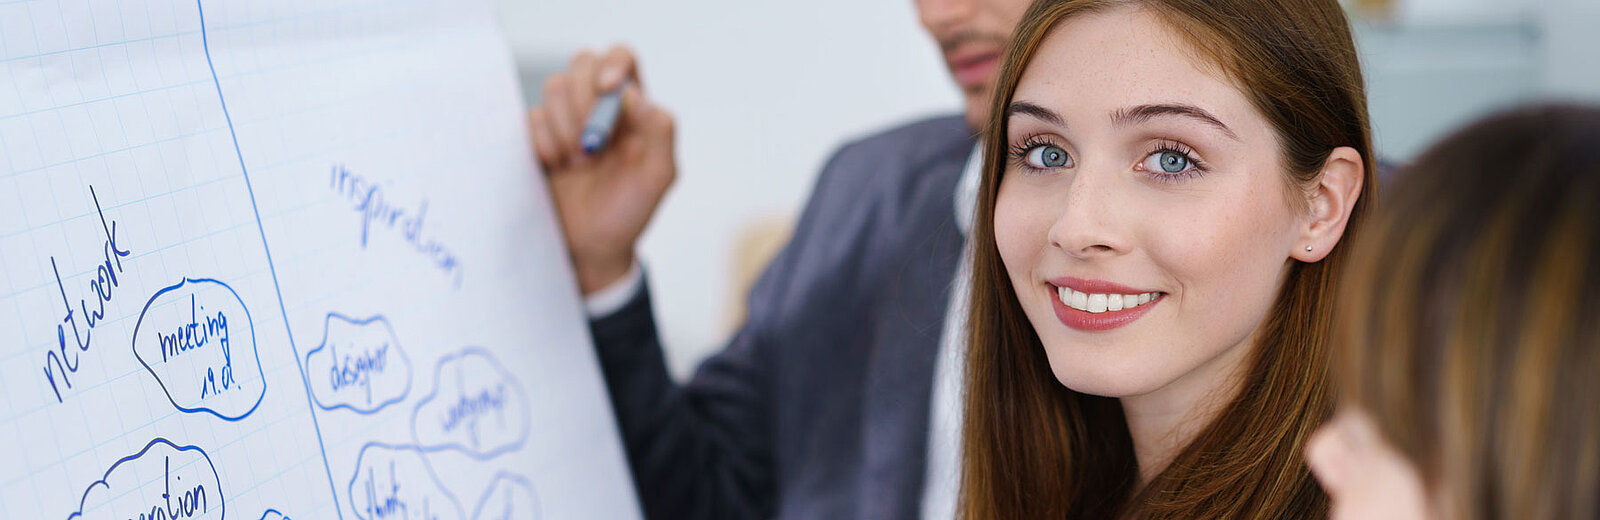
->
xmin=195 ymin=1 xmax=345 ymax=518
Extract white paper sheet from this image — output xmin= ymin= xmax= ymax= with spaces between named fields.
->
xmin=0 ymin=1 xmax=642 ymax=518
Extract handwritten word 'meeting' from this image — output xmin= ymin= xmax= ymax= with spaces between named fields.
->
xmin=329 ymin=165 xmax=463 ymax=288
xmin=156 ymin=294 xmax=238 ymax=399
xmin=131 ymin=278 xmax=265 ymax=420
xmin=42 ymin=186 xmax=133 ymax=404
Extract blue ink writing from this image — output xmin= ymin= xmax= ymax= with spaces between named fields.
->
xmin=159 ymin=295 xmax=229 ymax=362
xmin=441 ymin=383 xmax=507 ymax=449
xmin=137 ymin=455 xmax=209 ymax=520
xmin=329 ymin=164 xmax=463 ymax=288
xmin=42 ymin=186 xmax=132 ymax=403
xmin=155 ymin=294 xmax=239 ymax=400
xmin=170 ymin=293 xmax=238 ymax=399
xmin=361 ymin=460 xmax=439 ymax=520
xmin=363 ymin=461 xmax=406 ymax=519
xmin=329 ymin=341 xmax=389 ymax=406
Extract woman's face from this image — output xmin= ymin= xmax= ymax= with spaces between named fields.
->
xmin=1306 ymin=407 xmax=1436 ymax=520
xmin=994 ymin=6 xmax=1307 ymax=399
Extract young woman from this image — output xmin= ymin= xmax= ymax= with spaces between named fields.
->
xmin=1306 ymin=104 xmax=1600 ymax=520
xmin=960 ymin=0 xmax=1374 ymax=517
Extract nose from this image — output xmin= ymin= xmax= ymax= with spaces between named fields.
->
xmin=917 ymin=0 xmax=974 ymax=38
xmin=1048 ymin=164 xmax=1129 ymax=260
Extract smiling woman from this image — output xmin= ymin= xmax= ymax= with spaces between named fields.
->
xmin=961 ymin=0 xmax=1375 ymax=518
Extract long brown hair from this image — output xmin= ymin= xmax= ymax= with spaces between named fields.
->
xmin=1336 ymin=104 xmax=1600 ymax=520
xmin=960 ymin=0 xmax=1375 ymax=517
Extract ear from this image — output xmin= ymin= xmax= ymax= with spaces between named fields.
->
xmin=1292 ymin=146 xmax=1365 ymax=263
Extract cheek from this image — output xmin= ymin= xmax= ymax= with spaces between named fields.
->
xmin=983 ymin=0 xmax=1030 ymax=27
xmin=1147 ymin=179 xmax=1298 ymax=328
xmin=993 ymin=182 xmax=1053 ymax=284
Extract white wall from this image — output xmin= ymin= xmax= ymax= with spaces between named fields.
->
xmin=1540 ymin=0 xmax=1600 ymax=99
xmin=493 ymin=0 xmax=962 ymax=378
xmin=1355 ymin=0 xmax=1600 ymax=161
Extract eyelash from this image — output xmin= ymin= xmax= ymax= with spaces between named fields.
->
xmin=1005 ymin=135 xmax=1211 ymax=182
xmin=1142 ymin=140 xmax=1209 ymax=183
xmin=1007 ymin=133 xmax=1064 ymax=174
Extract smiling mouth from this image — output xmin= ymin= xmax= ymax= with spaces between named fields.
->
xmin=1047 ymin=282 xmax=1167 ymax=332
xmin=1055 ymin=286 xmax=1163 ymax=313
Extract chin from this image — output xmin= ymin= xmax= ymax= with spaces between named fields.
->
xmin=1040 ymin=342 xmax=1176 ymax=398
xmin=962 ymin=93 xmax=991 ymax=129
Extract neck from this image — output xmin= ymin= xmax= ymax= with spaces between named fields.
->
xmin=1120 ymin=329 xmax=1256 ymax=487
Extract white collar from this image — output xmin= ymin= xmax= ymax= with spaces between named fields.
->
xmin=954 ymin=143 xmax=983 ymax=237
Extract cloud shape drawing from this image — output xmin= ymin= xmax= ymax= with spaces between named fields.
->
xmin=472 ymin=473 xmax=541 ymax=520
xmin=304 ymin=313 xmax=412 ymax=414
xmin=347 ymin=443 xmax=463 ymax=520
xmin=68 ymin=438 xmax=224 ymax=520
xmin=131 ymin=277 xmax=265 ymax=421
xmin=411 ymin=347 xmax=530 ymax=459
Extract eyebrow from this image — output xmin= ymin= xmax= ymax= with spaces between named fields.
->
xmin=1006 ymin=101 xmax=1239 ymax=141
xmin=1112 ymin=103 xmax=1239 ymax=140
xmin=1005 ymin=101 xmax=1065 ymax=127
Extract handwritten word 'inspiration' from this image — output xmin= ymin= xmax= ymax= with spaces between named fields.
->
xmin=329 ymin=165 xmax=463 ymax=288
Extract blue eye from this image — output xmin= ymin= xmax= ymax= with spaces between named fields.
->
xmin=1027 ymin=144 xmax=1071 ymax=169
xmin=1141 ymin=147 xmax=1202 ymax=177
xmin=1154 ymin=151 xmax=1188 ymax=172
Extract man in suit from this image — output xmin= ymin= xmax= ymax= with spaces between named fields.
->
xmin=526 ymin=0 xmax=1029 ymax=518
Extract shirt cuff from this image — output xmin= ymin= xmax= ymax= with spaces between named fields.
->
xmin=583 ymin=260 xmax=644 ymax=318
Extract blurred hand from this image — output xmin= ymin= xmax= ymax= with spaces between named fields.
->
xmin=529 ymin=45 xmax=676 ymax=296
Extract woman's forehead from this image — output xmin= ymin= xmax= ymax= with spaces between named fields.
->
xmin=1012 ymin=7 xmax=1259 ymax=134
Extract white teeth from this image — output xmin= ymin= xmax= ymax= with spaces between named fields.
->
xmin=1056 ymin=287 xmax=1161 ymax=313
xmin=1087 ymin=293 xmax=1107 ymax=312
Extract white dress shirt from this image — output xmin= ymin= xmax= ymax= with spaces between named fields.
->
xmin=919 ymin=143 xmax=980 ymax=520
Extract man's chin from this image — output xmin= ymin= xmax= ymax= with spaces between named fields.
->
xmin=962 ymin=92 xmax=992 ymax=131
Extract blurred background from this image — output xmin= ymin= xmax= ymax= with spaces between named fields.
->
xmin=494 ymin=0 xmax=1600 ymax=379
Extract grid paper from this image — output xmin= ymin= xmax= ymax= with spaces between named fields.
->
xmin=0 ymin=1 xmax=642 ymax=519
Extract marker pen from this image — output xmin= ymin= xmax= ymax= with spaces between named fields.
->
xmin=581 ymin=81 xmax=628 ymax=154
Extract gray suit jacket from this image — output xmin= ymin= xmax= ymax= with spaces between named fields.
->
xmin=590 ymin=114 xmax=974 ymax=520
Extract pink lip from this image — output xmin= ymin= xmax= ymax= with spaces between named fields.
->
xmin=946 ymin=49 xmax=999 ymax=90
xmin=1046 ymin=277 xmax=1165 ymax=332
xmin=1050 ymin=277 xmax=1158 ymax=295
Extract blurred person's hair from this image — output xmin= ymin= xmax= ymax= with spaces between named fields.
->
xmin=959 ymin=0 xmax=1374 ymax=517
xmin=1337 ymin=103 xmax=1600 ymax=519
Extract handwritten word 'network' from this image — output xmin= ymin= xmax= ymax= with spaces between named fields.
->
xmin=42 ymin=186 xmax=133 ymax=404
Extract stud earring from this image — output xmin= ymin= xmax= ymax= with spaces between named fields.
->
xmin=1305 ymin=245 xmax=1313 ymax=252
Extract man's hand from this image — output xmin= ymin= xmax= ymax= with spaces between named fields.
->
xmin=529 ymin=45 xmax=676 ymax=296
